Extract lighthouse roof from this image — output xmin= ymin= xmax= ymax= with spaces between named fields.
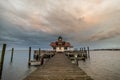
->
xmin=58 ymin=36 xmax=62 ymax=40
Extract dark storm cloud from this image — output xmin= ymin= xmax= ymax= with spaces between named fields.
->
xmin=0 ymin=18 xmax=54 ymax=48
xmin=0 ymin=0 xmax=120 ymax=49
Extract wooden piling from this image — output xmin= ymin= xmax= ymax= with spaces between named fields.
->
xmin=0 ymin=44 xmax=7 ymax=79
xmin=84 ymin=47 xmax=85 ymax=52
xmin=84 ymin=47 xmax=87 ymax=58
xmin=28 ymin=47 xmax=31 ymax=66
xmin=79 ymin=48 xmax=81 ymax=57
xmin=39 ymin=48 xmax=41 ymax=55
xmin=80 ymin=48 xmax=81 ymax=52
xmin=74 ymin=54 xmax=78 ymax=66
xmin=87 ymin=46 xmax=90 ymax=58
xmin=10 ymin=48 xmax=14 ymax=63
xmin=81 ymin=48 xmax=84 ymax=56
xmin=40 ymin=55 xmax=44 ymax=65
xmin=24 ymin=53 xmax=93 ymax=80
xmin=82 ymin=48 xmax=83 ymax=53
xmin=38 ymin=48 xmax=41 ymax=60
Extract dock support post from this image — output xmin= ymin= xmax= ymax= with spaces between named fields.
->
xmin=87 ymin=46 xmax=90 ymax=58
xmin=79 ymin=48 xmax=81 ymax=57
xmin=28 ymin=47 xmax=31 ymax=66
xmin=0 ymin=44 xmax=7 ymax=79
xmin=84 ymin=47 xmax=87 ymax=59
xmin=10 ymin=48 xmax=14 ymax=63
xmin=79 ymin=48 xmax=81 ymax=54
xmin=74 ymin=54 xmax=78 ymax=66
xmin=39 ymin=48 xmax=41 ymax=61
xmin=82 ymin=48 xmax=84 ymax=53
xmin=68 ymin=51 xmax=70 ymax=58
xmin=76 ymin=58 xmax=78 ymax=66
xmin=40 ymin=56 xmax=44 ymax=65
xmin=81 ymin=48 xmax=83 ymax=56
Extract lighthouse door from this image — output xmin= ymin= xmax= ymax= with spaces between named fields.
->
xmin=56 ymin=47 xmax=64 ymax=52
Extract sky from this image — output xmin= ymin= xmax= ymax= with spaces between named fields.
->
xmin=0 ymin=0 xmax=120 ymax=50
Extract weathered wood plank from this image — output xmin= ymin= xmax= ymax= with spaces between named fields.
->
xmin=24 ymin=53 xmax=93 ymax=80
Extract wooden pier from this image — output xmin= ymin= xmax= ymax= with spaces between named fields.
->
xmin=24 ymin=53 xmax=93 ymax=80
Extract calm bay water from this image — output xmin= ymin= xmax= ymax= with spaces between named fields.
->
xmin=78 ymin=51 xmax=120 ymax=80
xmin=1 ymin=50 xmax=37 ymax=80
xmin=1 ymin=50 xmax=120 ymax=80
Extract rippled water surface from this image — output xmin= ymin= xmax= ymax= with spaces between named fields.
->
xmin=78 ymin=51 xmax=120 ymax=80
xmin=1 ymin=50 xmax=36 ymax=80
xmin=1 ymin=50 xmax=120 ymax=80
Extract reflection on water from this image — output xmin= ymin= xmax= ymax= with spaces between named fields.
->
xmin=78 ymin=51 xmax=120 ymax=80
xmin=1 ymin=50 xmax=37 ymax=80
xmin=1 ymin=50 xmax=120 ymax=80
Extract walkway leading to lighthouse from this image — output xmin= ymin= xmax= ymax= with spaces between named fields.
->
xmin=24 ymin=53 xmax=93 ymax=80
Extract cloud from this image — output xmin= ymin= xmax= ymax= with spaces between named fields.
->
xmin=89 ymin=28 xmax=120 ymax=41
xmin=0 ymin=0 xmax=120 ymax=49
xmin=88 ymin=10 xmax=120 ymax=41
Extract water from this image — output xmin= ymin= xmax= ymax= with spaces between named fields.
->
xmin=78 ymin=51 xmax=120 ymax=80
xmin=1 ymin=50 xmax=37 ymax=80
xmin=1 ymin=50 xmax=120 ymax=80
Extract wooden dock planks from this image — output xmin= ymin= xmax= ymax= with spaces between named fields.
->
xmin=24 ymin=53 xmax=93 ymax=80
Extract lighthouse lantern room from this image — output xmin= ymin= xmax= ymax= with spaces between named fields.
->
xmin=50 ymin=36 xmax=72 ymax=52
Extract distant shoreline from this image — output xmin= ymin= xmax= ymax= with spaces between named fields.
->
xmin=0 ymin=49 xmax=120 ymax=52
xmin=91 ymin=49 xmax=120 ymax=51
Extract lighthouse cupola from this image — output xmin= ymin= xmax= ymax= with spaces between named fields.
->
xmin=50 ymin=36 xmax=73 ymax=52
xmin=58 ymin=36 xmax=62 ymax=41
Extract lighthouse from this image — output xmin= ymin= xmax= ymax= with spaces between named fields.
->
xmin=50 ymin=36 xmax=73 ymax=52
